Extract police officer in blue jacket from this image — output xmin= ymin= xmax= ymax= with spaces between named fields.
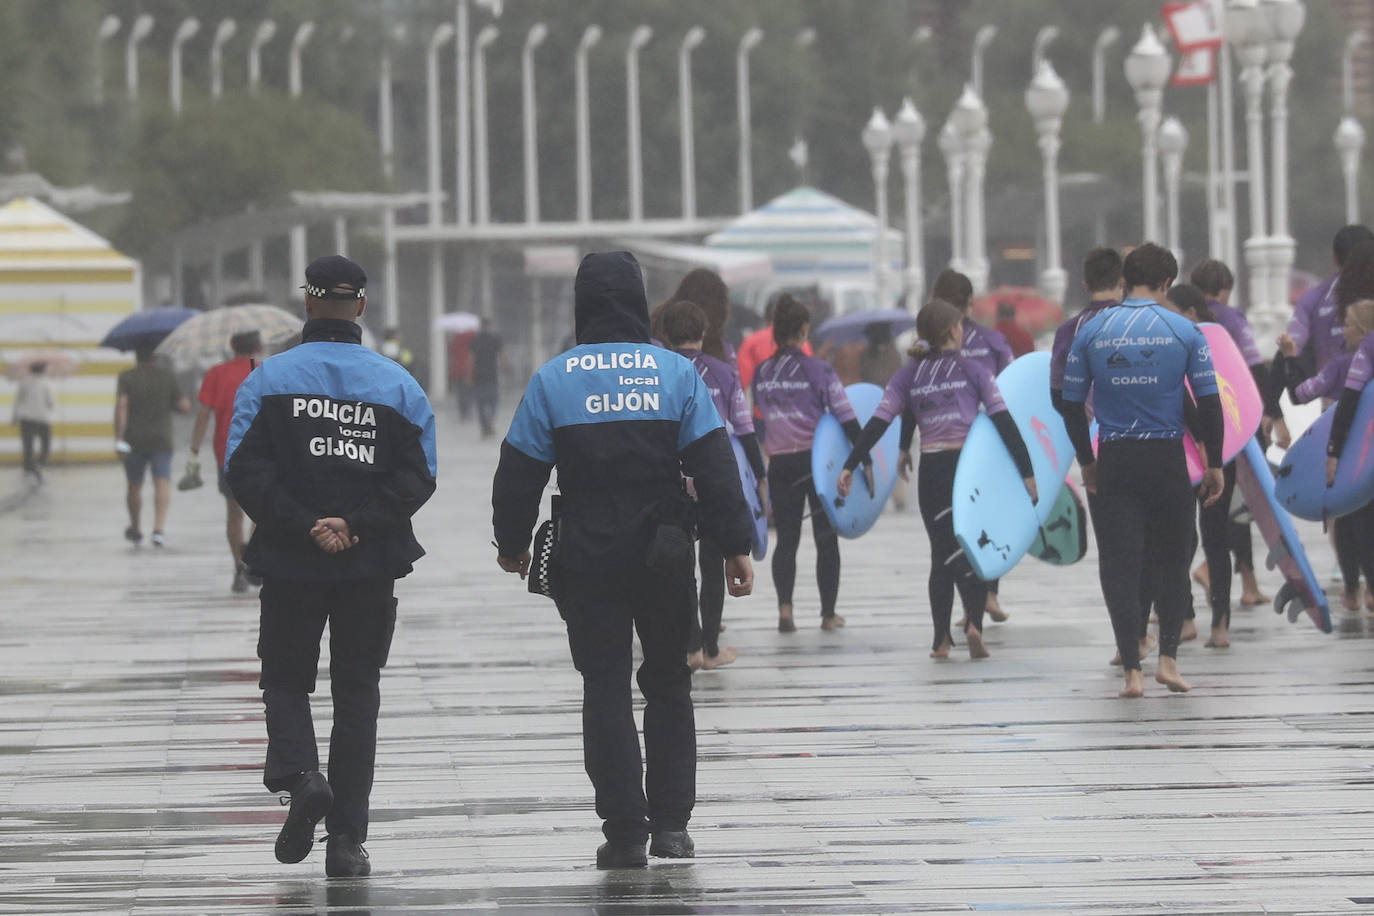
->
xmin=227 ymin=255 xmax=437 ymax=877
xmin=492 ymin=251 xmax=754 ymax=868
xmin=1060 ymin=243 xmax=1224 ymax=699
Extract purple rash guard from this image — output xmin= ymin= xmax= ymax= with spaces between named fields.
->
xmin=874 ymin=352 xmax=1007 ymax=451
xmin=1050 ymin=299 xmax=1118 ymax=391
xmin=752 ymin=346 xmax=856 ymax=455
xmin=1293 ymin=351 xmax=1354 ymax=404
xmin=1344 ymin=332 xmax=1374 ymax=394
xmin=1207 ymin=300 xmax=1264 ymax=367
xmin=1288 ymin=274 xmax=1345 ymax=371
xmin=961 ymin=317 xmax=1013 ymax=377
xmin=679 ymin=348 xmax=754 ymax=436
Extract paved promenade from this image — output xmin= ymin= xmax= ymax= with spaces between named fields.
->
xmin=3 ymin=405 xmax=1374 ymax=914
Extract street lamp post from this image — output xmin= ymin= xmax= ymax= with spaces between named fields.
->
xmin=1092 ymin=26 xmax=1120 ymax=125
xmin=1124 ymin=24 xmax=1172 ymax=242
xmin=737 ymin=27 xmax=763 ymax=214
xmin=938 ymin=118 xmax=966 ymax=275
xmin=893 ymin=98 xmax=926 ymax=301
xmin=862 ymin=109 xmax=895 ymax=309
xmin=125 ymin=14 xmax=154 ymax=101
xmin=1159 ymin=116 xmax=1190 ymax=267
xmin=1032 ymin=26 xmax=1059 ymax=73
xmin=1336 ymin=119 xmax=1366 ymax=226
xmin=1263 ymin=0 xmax=1307 ymax=332
xmin=522 ymin=23 xmax=548 ymax=224
xmin=626 ymin=26 xmax=652 ymax=223
xmin=209 ymin=19 xmax=236 ymax=101
xmin=248 ymin=20 xmax=277 ymax=94
xmin=574 ymin=25 xmax=603 ymax=224
xmin=473 ymin=26 xmax=498 ymax=225
xmin=378 ymin=25 xmax=406 ymax=181
xmin=288 ymin=22 xmax=315 ymax=98
xmin=428 ymin=22 xmax=457 ymax=398
xmin=679 ymin=27 xmax=706 ymax=221
xmin=169 ymin=18 xmax=200 ymax=115
xmin=95 ymin=15 xmax=121 ymax=104
xmin=953 ymin=86 xmax=991 ymax=294
xmin=1026 ymin=59 xmax=1071 ymax=304
xmin=970 ymin=25 xmax=997 ymax=99
xmin=1227 ymin=0 xmax=1272 ymax=319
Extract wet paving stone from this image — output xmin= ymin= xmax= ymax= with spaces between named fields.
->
xmin=3 ymin=411 xmax=1374 ymax=913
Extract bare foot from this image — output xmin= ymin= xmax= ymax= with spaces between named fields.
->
xmin=820 ymin=614 xmax=846 ymax=631
xmin=702 ymin=646 xmax=738 ymax=669
xmin=1120 ymin=669 xmax=1145 ymax=698
xmin=1239 ymin=570 xmax=1268 ymax=606
xmin=985 ymin=594 xmax=1008 ymax=623
xmin=1140 ymin=633 xmax=1157 ymax=659
xmin=1192 ymin=563 xmax=1209 ymax=593
xmin=1204 ymin=627 xmax=1230 ymax=649
xmin=954 ymin=615 xmax=968 ymax=629
xmin=930 ymin=637 xmax=952 ymax=659
xmin=687 ymin=650 xmax=705 ymax=671
xmin=1155 ymin=656 xmax=1191 ymax=693
xmin=1110 ymin=650 xmax=1122 ymax=666
xmin=966 ymin=626 xmax=990 ymax=659
xmin=1342 ymin=589 xmax=1360 ymax=612
xmin=1180 ymin=619 xmax=1199 ymax=642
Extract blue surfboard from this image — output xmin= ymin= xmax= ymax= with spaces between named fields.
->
xmin=1274 ymin=384 xmax=1374 ymax=521
xmin=952 ymin=351 xmax=1075 ymax=581
xmin=731 ymin=434 xmax=768 ymax=561
xmin=1235 ymin=437 xmax=1332 ymax=633
xmin=811 ymin=382 xmax=901 ymax=538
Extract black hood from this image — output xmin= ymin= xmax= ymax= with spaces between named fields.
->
xmin=574 ymin=251 xmax=651 ymax=345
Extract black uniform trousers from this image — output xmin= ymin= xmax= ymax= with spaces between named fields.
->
xmin=556 ymin=564 xmax=696 ymax=845
xmin=257 ymin=576 xmax=397 ymax=844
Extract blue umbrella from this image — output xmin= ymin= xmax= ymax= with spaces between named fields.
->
xmin=100 ymin=307 xmax=200 ymax=352
xmin=812 ymin=308 xmax=915 ymax=345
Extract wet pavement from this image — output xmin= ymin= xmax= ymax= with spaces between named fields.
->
xmin=3 ymin=405 xmax=1374 ymax=914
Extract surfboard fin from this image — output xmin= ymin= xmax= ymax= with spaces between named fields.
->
xmin=1263 ymin=542 xmax=1292 ymax=572
xmin=1273 ymin=581 xmax=1304 ymax=624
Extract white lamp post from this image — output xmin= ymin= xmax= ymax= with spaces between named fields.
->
xmin=378 ymin=24 xmax=406 ymax=180
xmin=1032 ymin=26 xmax=1059 ymax=73
xmin=862 ymin=108 xmax=895 ymax=309
xmin=574 ymin=25 xmax=603 ymax=224
xmin=209 ymin=19 xmax=236 ymax=101
xmin=1124 ymin=24 xmax=1172 ymax=242
xmin=169 ymin=18 xmax=200 ymax=115
xmin=473 ymin=25 xmax=498 ymax=225
xmin=1263 ymin=0 xmax=1307 ymax=330
xmin=938 ymin=117 xmax=966 ymax=275
xmin=426 ymin=23 xmax=457 ymax=226
xmin=1159 ymin=116 xmax=1190 ymax=267
xmin=95 ymin=15 xmax=121 ymax=104
xmin=125 ymin=14 xmax=154 ymax=101
xmin=1227 ymin=0 xmax=1272 ymax=318
xmin=893 ymin=98 xmax=926 ymax=300
xmin=952 ymin=86 xmax=991 ymax=294
xmin=522 ymin=23 xmax=548 ymax=224
xmin=455 ymin=0 xmax=469 ymax=227
xmin=1026 ymin=59 xmax=1071 ymax=304
xmin=679 ymin=26 xmax=706 ymax=221
xmin=288 ymin=22 xmax=315 ymax=98
xmin=737 ymin=27 xmax=764 ymax=214
xmin=970 ymin=25 xmax=997 ymax=99
xmin=248 ymin=20 xmax=277 ymax=94
xmin=1092 ymin=26 xmax=1120 ymax=125
xmin=626 ymin=26 xmax=652 ymax=222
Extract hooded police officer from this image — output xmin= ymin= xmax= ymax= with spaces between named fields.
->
xmin=226 ymin=255 xmax=437 ymax=877
xmin=492 ymin=251 xmax=754 ymax=868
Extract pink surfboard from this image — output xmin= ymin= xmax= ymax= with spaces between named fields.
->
xmin=1181 ymin=323 xmax=1263 ymax=483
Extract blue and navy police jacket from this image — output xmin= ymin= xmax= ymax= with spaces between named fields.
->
xmin=492 ymin=251 xmax=753 ymax=571
xmin=1062 ymin=297 xmax=1217 ymax=443
xmin=226 ymin=318 xmax=437 ymax=581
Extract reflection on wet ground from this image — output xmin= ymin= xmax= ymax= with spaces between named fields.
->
xmin=4 ymin=413 xmax=1374 ymax=913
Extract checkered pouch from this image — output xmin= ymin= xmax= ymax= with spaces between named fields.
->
xmin=528 ymin=495 xmax=562 ymax=601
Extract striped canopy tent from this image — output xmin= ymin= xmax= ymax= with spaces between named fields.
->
xmin=704 ymin=186 xmax=903 ymax=295
xmin=0 ymin=197 xmax=141 ymax=463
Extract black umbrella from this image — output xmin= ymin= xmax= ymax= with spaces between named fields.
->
xmin=99 ymin=307 xmax=200 ymax=351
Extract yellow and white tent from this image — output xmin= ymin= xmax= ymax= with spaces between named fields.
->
xmin=0 ymin=197 xmax=141 ymax=463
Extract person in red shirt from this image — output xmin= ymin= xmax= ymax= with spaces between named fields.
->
xmin=737 ymin=295 xmax=814 ymax=442
xmin=189 ymin=331 xmax=263 ymax=592
xmin=995 ymin=301 xmax=1036 ymax=358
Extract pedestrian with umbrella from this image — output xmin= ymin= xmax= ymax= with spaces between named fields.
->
xmin=100 ymin=306 xmax=199 ymax=353
xmin=155 ymin=304 xmax=303 ymax=374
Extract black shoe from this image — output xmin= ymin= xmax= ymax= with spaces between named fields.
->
xmin=595 ymin=840 xmax=648 ymax=869
xmin=649 ymin=830 xmax=694 ymax=858
xmin=124 ymin=526 xmax=142 ymax=545
xmin=231 ymin=567 xmax=249 ymax=593
xmin=274 ymin=771 xmax=332 ymax=864
xmin=325 ymin=834 xmax=371 ymax=878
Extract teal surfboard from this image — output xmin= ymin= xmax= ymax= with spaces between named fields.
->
xmin=1274 ymin=383 xmax=1374 ymax=521
xmin=952 ymin=352 xmax=1074 ymax=580
xmin=730 ymin=434 xmax=768 ymax=561
xmin=811 ymin=382 xmax=901 ymax=538
xmin=1028 ymin=479 xmax=1088 ymax=566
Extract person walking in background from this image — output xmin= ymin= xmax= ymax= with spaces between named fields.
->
xmin=226 ymin=255 xmax=437 ymax=878
xmin=380 ymin=327 xmax=416 ymax=378
xmin=115 ymin=347 xmax=190 ymax=546
xmin=753 ymin=294 xmax=861 ymax=633
xmin=188 ymin=330 xmax=262 ymax=593
xmin=448 ymin=329 xmax=475 ymax=421
xmin=995 ymin=301 xmax=1035 ymax=358
xmin=858 ymin=321 xmax=907 ymax=510
xmin=471 ymin=317 xmax=505 ymax=439
xmin=13 ymin=361 xmax=54 ymax=482
xmin=491 ymin=251 xmax=753 ymax=869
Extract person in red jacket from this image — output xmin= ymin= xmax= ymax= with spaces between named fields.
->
xmin=995 ymin=301 xmax=1035 ymax=358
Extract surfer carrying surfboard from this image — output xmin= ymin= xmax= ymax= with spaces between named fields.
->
xmin=1061 ymin=243 xmax=1225 ymax=698
xmin=836 ymin=299 xmax=1035 ymax=660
